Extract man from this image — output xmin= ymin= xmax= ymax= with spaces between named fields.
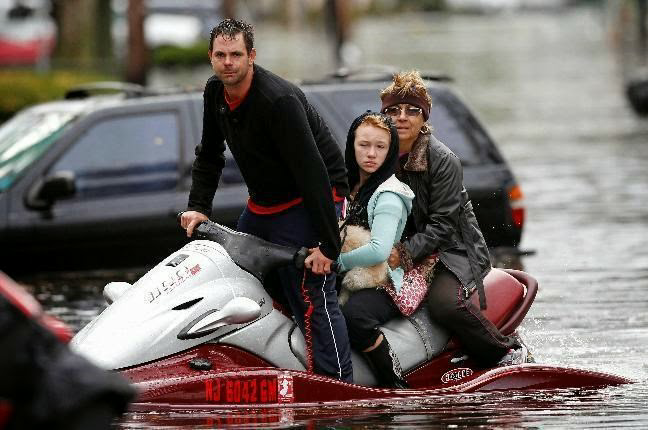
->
xmin=180 ymin=19 xmax=353 ymax=382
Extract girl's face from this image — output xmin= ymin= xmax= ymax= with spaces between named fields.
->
xmin=354 ymin=123 xmax=390 ymax=178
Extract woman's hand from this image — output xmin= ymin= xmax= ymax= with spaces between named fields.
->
xmin=388 ymin=247 xmax=400 ymax=269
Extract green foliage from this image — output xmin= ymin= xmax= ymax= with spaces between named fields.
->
xmin=365 ymin=0 xmax=447 ymax=13
xmin=401 ymin=0 xmax=447 ymax=11
xmin=0 ymin=70 xmax=110 ymax=123
xmin=153 ymin=43 xmax=208 ymax=68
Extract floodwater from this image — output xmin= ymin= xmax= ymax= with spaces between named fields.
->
xmin=17 ymin=5 xmax=648 ymax=428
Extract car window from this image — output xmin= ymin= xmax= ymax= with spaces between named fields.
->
xmin=0 ymin=108 xmax=76 ymax=192
xmin=51 ymin=111 xmax=180 ymax=198
xmin=308 ymin=88 xmax=484 ymax=165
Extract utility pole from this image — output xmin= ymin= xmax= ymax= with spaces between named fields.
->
xmin=223 ymin=0 xmax=237 ymax=19
xmin=638 ymin=0 xmax=647 ymax=62
xmin=126 ymin=0 xmax=148 ymax=85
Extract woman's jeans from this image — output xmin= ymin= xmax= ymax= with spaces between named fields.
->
xmin=237 ymin=203 xmax=353 ymax=382
xmin=427 ymin=264 xmax=515 ymax=365
xmin=342 ymin=264 xmax=515 ymax=366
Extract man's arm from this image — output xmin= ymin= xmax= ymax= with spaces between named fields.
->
xmin=269 ymin=95 xmax=341 ymax=261
xmin=187 ymin=80 xmax=227 ymax=217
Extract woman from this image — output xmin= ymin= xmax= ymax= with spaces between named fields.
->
xmin=336 ymin=111 xmax=414 ymax=388
xmin=381 ymin=70 xmax=524 ymax=366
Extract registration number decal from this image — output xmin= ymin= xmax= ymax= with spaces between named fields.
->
xmin=204 ymin=375 xmax=294 ymax=404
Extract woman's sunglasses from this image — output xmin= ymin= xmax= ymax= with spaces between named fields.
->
xmin=383 ymin=105 xmax=422 ymax=118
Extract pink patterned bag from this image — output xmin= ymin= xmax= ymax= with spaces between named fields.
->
xmin=382 ymin=255 xmax=439 ymax=316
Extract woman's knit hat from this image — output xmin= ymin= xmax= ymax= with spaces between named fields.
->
xmin=380 ymin=93 xmax=430 ymax=121
xmin=380 ymin=70 xmax=432 ymax=121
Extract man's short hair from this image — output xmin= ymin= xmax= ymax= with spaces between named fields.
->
xmin=209 ymin=19 xmax=254 ymax=53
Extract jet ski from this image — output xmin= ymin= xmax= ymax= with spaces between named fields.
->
xmin=70 ymin=221 xmax=631 ymax=409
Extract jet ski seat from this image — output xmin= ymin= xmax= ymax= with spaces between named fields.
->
xmin=382 ymin=268 xmax=527 ymax=372
xmin=289 ymin=268 xmax=528 ymax=376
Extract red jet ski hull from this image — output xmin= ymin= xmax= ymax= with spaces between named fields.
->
xmin=122 ymin=343 xmax=631 ymax=409
xmin=118 ymin=269 xmax=631 ymax=408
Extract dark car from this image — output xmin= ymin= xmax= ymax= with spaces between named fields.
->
xmin=0 ymin=72 xmax=527 ymax=275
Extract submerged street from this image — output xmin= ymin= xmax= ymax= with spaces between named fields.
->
xmin=16 ymin=6 xmax=648 ymax=428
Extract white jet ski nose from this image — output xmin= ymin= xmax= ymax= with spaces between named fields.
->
xmin=103 ymin=282 xmax=133 ymax=304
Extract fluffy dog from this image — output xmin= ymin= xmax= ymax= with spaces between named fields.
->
xmin=338 ymin=224 xmax=389 ymax=305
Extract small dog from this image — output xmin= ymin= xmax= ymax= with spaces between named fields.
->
xmin=338 ymin=224 xmax=389 ymax=305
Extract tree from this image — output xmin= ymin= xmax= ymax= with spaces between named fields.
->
xmin=51 ymin=0 xmax=112 ymax=70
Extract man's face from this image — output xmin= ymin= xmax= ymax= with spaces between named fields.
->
xmin=208 ymin=34 xmax=256 ymax=87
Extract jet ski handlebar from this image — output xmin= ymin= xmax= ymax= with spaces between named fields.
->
xmin=177 ymin=213 xmax=337 ymax=279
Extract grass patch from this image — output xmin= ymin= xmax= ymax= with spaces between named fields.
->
xmin=153 ymin=43 xmax=207 ymax=68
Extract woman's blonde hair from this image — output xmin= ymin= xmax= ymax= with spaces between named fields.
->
xmin=380 ymin=70 xmax=432 ymax=105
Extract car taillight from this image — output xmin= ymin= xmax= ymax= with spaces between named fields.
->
xmin=508 ymin=184 xmax=525 ymax=228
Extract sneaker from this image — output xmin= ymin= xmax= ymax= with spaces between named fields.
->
xmin=497 ymin=344 xmax=528 ymax=367
xmin=509 ymin=332 xmax=535 ymax=363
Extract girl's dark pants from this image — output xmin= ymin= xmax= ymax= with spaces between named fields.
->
xmin=342 ymin=264 xmax=514 ymax=365
xmin=342 ymin=289 xmax=399 ymax=351
xmin=237 ymin=203 xmax=353 ymax=382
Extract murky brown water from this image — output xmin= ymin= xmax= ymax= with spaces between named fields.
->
xmin=17 ymin=5 xmax=648 ymax=428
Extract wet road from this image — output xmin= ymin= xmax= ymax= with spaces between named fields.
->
xmin=17 ymin=5 xmax=648 ymax=428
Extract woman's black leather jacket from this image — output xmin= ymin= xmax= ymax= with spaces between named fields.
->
xmin=395 ymin=133 xmax=491 ymax=308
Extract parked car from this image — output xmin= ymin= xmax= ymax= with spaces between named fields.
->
xmin=0 ymin=70 xmax=527 ymax=275
xmin=0 ymin=0 xmax=55 ymax=66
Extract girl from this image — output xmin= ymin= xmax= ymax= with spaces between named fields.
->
xmin=337 ymin=112 xmax=414 ymax=388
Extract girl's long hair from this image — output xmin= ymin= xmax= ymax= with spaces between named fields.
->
xmin=344 ymin=111 xmax=400 ymax=222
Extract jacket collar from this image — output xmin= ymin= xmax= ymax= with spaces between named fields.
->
xmin=403 ymin=132 xmax=430 ymax=172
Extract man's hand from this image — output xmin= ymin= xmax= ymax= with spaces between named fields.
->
xmin=180 ymin=211 xmax=209 ymax=237
xmin=388 ymin=247 xmax=400 ymax=269
xmin=305 ymin=247 xmax=333 ymax=275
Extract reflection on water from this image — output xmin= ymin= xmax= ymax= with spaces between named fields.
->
xmin=16 ymin=5 xmax=648 ymax=428
xmin=101 ymin=386 xmax=648 ymax=428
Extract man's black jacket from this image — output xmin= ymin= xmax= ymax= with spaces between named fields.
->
xmin=188 ymin=65 xmax=348 ymax=259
